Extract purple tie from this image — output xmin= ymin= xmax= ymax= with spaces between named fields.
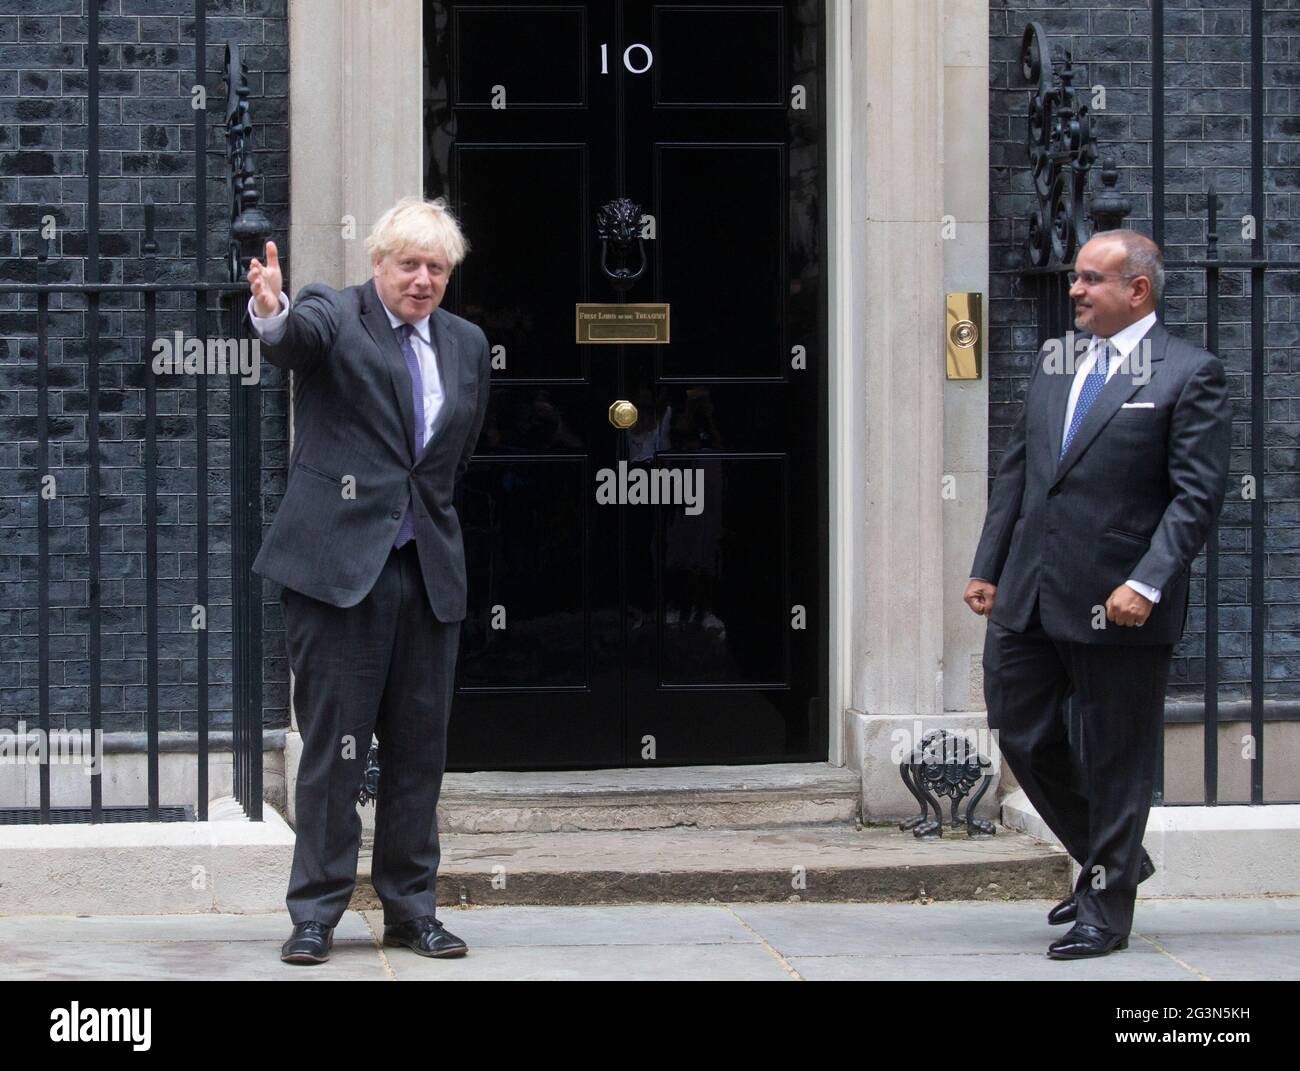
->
xmin=393 ymin=322 xmax=426 ymax=548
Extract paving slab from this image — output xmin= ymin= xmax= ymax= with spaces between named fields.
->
xmin=0 ymin=911 xmax=372 ymax=945
xmin=785 ymin=950 xmax=1200 ymax=982
xmin=0 ymin=899 xmax=1291 ymax=981
xmin=1120 ymin=897 xmax=1300 ymax=936
xmin=378 ymin=942 xmax=793 ymax=981
xmin=360 ymin=905 xmax=757 ymax=947
xmin=1141 ymin=935 xmax=1300 ymax=981
xmin=0 ymin=937 xmax=389 ymax=982
xmin=732 ymin=900 xmax=1160 ymax=957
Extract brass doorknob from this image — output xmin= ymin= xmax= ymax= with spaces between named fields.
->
xmin=608 ymin=400 xmax=638 ymax=429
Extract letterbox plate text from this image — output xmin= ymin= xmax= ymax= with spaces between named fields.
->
xmin=575 ymin=303 xmax=670 ymax=344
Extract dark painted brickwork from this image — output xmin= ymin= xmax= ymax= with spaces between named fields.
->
xmin=989 ymin=0 xmax=1300 ymax=702
xmin=0 ymin=0 xmax=290 ymax=735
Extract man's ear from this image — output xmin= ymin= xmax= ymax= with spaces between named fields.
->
xmin=1130 ymin=275 xmax=1153 ymax=309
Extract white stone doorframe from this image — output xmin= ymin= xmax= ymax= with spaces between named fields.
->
xmin=279 ymin=1 xmax=992 ymax=816
xmin=834 ymin=0 xmax=993 ymax=819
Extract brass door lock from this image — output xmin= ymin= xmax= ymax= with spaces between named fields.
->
xmin=608 ymin=400 xmax=638 ymax=428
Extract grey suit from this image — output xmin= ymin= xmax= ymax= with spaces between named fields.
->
xmin=972 ymin=321 xmax=1231 ymax=645
xmin=253 ymin=277 xmax=491 ymax=620
xmin=253 ymin=277 xmax=490 ymax=927
xmin=972 ymin=319 xmax=1230 ymax=936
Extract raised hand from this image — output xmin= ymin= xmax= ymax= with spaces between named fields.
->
xmin=248 ymin=240 xmax=283 ymax=318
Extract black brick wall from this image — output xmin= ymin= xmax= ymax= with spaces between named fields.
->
xmin=989 ymin=0 xmax=1300 ymax=703
xmin=0 ymin=0 xmax=290 ymax=737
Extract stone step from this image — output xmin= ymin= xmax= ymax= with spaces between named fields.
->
xmin=349 ymin=824 xmax=1069 ymax=908
xmin=360 ymin=763 xmax=865 ymax=837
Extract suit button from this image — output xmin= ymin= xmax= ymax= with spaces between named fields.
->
xmin=390 ymin=510 xmax=401 ymax=519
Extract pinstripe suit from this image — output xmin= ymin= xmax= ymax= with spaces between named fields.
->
xmin=972 ymin=319 xmax=1230 ymax=935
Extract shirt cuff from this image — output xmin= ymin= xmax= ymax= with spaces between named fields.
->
xmin=1125 ymin=578 xmax=1161 ymax=604
xmin=248 ymin=291 xmax=290 ymax=343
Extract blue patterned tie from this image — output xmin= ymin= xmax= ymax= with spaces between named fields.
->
xmin=393 ymin=322 xmax=426 ymax=548
xmin=1061 ymin=339 xmax=1111 ymax=459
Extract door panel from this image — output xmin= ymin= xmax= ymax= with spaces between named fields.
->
xmin=424 ymin=0 xmax=827 ymax=769
xmin=656 ymin=453 xmax=789 ymax=687
xmin=452 ymin=144 xmax=590 ymax=379
xmin=457 ymin=457 xmax=590 ymax=689
xmin=653 ymin=6 xmax=785 ymax=106
xmin=452 ymin=5 xmax=589 ymax=106
xmin=655 ymin=143 xmax=786 ymax=378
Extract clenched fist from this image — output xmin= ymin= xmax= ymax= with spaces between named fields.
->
xmin=964 ymin=579 xmax=997 ymax=617
xmin=247 ymin=240 xmax=282 ymax=318
xmin=1105 ymin=584 xmax=1152 ymax=627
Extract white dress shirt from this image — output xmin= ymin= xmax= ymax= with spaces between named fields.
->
xmin=1063 ymin=310 xmax=1161 ymax=605
xmin=247 ymin=291 xmax=445 ymax=449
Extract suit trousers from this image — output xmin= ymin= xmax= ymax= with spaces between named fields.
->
xmin=281 ymin=538 xmax=460 ymax=928
xmin=982 ymin=597 xmax=1171 ymax=936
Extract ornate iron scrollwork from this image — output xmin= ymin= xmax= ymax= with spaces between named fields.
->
xmin=1021 ymin=21 xmax=1097 ymax=267
xmin=224 ymin=42 xmax=272 ymax=283
xmin=898 ymin=730 xmax=996 ymax=839
xmin=357 ymin=739 xmax=381 ymax=806
xmin=1088 ymin=158 xmax=1133 ymax=234
xmin=596 ymin=197 xmax=647 ymax=293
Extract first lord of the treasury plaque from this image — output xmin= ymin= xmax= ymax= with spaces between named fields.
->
xmin=575 ymin=303 xmax=671 ymax=344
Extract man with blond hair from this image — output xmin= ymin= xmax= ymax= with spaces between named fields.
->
xmin=246 ymin=196 xmax=491 ymax=964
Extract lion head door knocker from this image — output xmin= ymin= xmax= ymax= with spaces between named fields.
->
xmin=596 ymin=197 xmax=647 ymax=295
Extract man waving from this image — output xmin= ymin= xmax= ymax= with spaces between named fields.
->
xmin=247 ymin=197 xmax=491 ymax=964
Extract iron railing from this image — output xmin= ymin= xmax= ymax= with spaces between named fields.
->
xmin=0 ymin=9 xmax=271 ymax=822
xmin=1017 ymin=13 xmax=1299 ymax=806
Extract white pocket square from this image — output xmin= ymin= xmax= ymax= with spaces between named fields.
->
xmin=1121 ymin=402 xmax=1155 ymax=408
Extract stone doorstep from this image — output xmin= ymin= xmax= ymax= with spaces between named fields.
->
xmin=0 ymin=797 xmax=297 ymax=916
xmin=364 ymin=763 xmax=865 ymax=836
xmin=349 ymin=825 xmax=1072 ymax=909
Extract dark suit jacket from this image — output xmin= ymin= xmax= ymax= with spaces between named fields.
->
xmin=971 ymin=319 xmax=1231 ymax=645
xmin=251 ymin=277 xmax=491 ymax=621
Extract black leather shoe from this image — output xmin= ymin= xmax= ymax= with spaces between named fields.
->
xmin=1047 ymin=922 xmax=1128 ymax=959
xmin=383 ymin=915 xmax=468 ymax=958
xmin=281 ymin=920 xmax=333 ymax=964
xmin=1049 ymin=851 xmax=1156 ymax=925
xmin=1047 ymin=895 xmax=1077 ymax=925
xmin=1138 ymin=850 xmax=1156 ymax=883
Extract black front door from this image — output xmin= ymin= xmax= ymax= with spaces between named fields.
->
xmin=424 ymin=0 xmax=828 ymax=769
